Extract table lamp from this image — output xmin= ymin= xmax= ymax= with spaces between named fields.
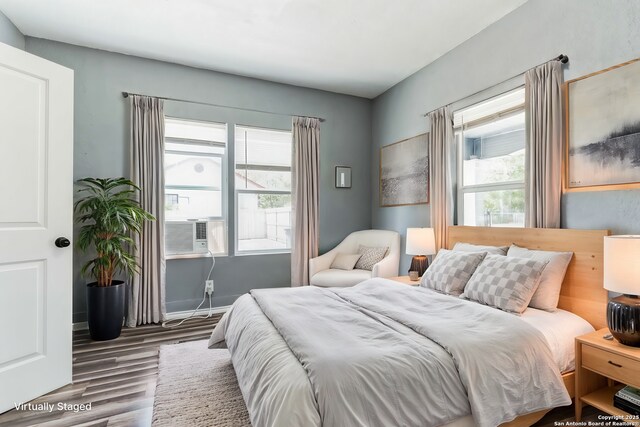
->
xmin=604 ymin=235 xmax=640 ymax=347
xmin=406 ymin=228 xmax=436 ymax=280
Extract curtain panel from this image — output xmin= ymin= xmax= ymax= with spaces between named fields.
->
xmin=427 ymin=107 xmax=454 ymax=251
xmin=128 ymin=95 xmax=166 ymax=326
xmin=525 ymin=61 xmax=563 ymax=228
xmin=291 ymin=117 xmax=320 ymax=286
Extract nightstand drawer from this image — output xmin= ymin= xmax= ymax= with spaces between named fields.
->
xmin=582 ymin=344 xmax=640 ymax=384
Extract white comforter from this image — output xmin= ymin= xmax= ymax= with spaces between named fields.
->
xmin=209 ymin=279 xmax=571 ymax=427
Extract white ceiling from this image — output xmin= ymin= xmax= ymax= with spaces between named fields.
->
xmin=0 ymin=0 xmax=528 ymax=98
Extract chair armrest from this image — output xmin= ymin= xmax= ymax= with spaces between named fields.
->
xmin=309 ymin=251 xmax=337 ymax=278
xmin=371 ymin=253 xmax=400 ymax=278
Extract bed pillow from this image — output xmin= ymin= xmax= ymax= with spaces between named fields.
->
xmin=507 ymin=244 xmax=573 ymax=311
xmin=461 ymin=254 xmax=548 ymax=314
xmin=330 ymin=253 xmax=362 ymax=270
xmin=452 ymin=242 xmax=508 ymax=256
xmin=420 ymin=249 xmax=487 ymax=296
xmin=354 ymin=245 xmax=388 ymax=271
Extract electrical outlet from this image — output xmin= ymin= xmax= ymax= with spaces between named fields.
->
xmin=205 ymin=280 xmax=214 ymax=295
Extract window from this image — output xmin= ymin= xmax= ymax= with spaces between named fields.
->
xmin=164 ymin=117 xmax=227 ymax=255
xmin=235 ymin=125 xmax=292 ymax=254
xmin=454 ymin=88 xmax=525 ymax=227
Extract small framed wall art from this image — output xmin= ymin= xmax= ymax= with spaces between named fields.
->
xmin=565 ymin=58 xmax=640 ymax=191
xmin=335 ymin=166 xmax=351 ymax=188
xmin=379 ymin=133 xmax=429 ymax=207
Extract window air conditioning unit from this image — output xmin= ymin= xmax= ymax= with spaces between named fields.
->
xmin=165 ymin=221 xmax=208 ymax=255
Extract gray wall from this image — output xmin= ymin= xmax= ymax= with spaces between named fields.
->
xmin=372 ymin=0 xmax=640 ymax=273
xmin=21 ymin=0 xmax=640 ymax=320
xmin=24 ymin=38 xmax=371 ymax=322
xmin=0 ymin=11 xmax=24 ymax=50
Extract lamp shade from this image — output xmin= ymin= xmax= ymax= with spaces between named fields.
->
xmin=406 ymin=228 xmax=436 ymax=256
xmin=604 ymin=235 xmax=640 ymax=295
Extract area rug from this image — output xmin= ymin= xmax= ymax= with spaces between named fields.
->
xmin=152 ymin=340 xmax=251 ymax=426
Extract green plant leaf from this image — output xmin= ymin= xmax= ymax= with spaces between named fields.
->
xmin=74 ymin=177 xmax=155 ymax=286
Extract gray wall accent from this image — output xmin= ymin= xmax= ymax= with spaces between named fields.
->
xmin=0 ymin=10 xmax=24 ymax=50
xmin=372 ymin=0 xmax=640 ymax=273
xmin=24 ymin=38 xmax=372 ymax=322
xmin=22 ymin=0 xmax=640 ymax=320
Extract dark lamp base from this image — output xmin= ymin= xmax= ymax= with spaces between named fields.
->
xmin=408 ymin=255 xmax=429 ymax=278
xmin=607 ymin=294 xmax=640 ymax=347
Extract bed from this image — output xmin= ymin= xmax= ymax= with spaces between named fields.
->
xmin=209 ymin=226 xmax=610 ymax=427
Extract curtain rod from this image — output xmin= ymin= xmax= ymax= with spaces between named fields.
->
xmin=421 ymin=54 xmax=569 ymax=118
xmin=122 ymin=91 xmax=325 ymax=122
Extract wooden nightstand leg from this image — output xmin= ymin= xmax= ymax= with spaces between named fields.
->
xmin=575 ymin=397 xmax=583 ymax=422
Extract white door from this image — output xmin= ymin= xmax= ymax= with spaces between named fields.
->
xmin=0 ymin=42 xmax=73 ymax=413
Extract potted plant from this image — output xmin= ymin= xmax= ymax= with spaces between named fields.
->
xmin=74 ymin=177 xmax=155 ymax=341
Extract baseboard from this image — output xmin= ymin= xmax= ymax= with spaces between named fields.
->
xmin=72 ymin=305 xmax=230 ymax=331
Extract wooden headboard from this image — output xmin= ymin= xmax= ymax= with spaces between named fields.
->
xmin=447 ymin=226 xmax=610 ymax=330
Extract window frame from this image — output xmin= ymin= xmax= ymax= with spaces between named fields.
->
xmin=454 ymin=87 xmax=526 ymax=227
xmin=163 ymin=117 xmax=229 ymax=258
xmin=233 ymin=124 xmax=293 ymax=256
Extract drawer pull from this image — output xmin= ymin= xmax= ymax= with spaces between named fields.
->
xmin=608 ymin=360 xmax=623 ymax=368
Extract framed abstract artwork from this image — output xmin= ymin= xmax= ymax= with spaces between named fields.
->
xmin=379 ymin=133 xmax=429 ymax=207
xmin=565 ymin=58 xmax=640 ymax=191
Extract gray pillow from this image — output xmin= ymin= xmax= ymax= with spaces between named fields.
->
xmin=420 ymin=249 xmax=487 ymax=296
xmin=452 ymin=242 xmax=508 ymax=256
xmin=507 ymin=244 xmax=573 ymax=311
xmin=354 ymin=245 xmax=388 ymax=271
xmin=330 ymin=253 xmax=362 ymax=270
xmin=461 ymin=254 xmax=548 ymax=314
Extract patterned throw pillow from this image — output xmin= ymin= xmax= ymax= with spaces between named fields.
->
xmin=461 ymin=254 xmax=549 ymax=314
xmin=354 ymin=245 xmax=388 ymax=271
xmin=420 ymin=249 xmax=487 ymax=296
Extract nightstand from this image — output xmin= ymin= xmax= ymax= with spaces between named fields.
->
xmin=575 ymin=328 xmax=640 ymax=424
xmin=387 ymin=275 xmax=420 ymax=286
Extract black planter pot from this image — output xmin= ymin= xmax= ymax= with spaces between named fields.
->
xmin=87 ymin=280 xmax=126 ymax=341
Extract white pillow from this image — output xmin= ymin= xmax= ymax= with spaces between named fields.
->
xmin=507 ymin=244 xmax=573 ymax=311
xmin=330 ymin=253 xmax=362 ymax=270
xmin=452 ymin=242 xmax=508 ymax=256
xmin=420 ymin=249 xmax=487 ymax=296
xmin=461 ymin=254 xmax=548 ymax=314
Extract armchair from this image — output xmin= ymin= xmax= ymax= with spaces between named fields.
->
xmin=309 ymin=230 xmax=400 ymax=287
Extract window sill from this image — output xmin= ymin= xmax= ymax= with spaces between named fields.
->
xmin=166 ymin=251 xmax=290 ymax=260
xmin=165 ymin=253 xmax=226 ymax=260
xmin=234 ymin=250 xmax=291 ymax=257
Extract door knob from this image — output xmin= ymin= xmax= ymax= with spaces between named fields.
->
xmin=55 ymin=237 xmax=71 ymax=248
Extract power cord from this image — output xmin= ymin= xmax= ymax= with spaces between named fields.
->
xmin=162 ymin=250 xmax=215 ymax=328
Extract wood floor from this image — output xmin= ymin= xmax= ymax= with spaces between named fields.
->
xmin=0 ymin=314 xmax=608 ymax=427
xmin=0 ymin=315 xmax=221 ymax=427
